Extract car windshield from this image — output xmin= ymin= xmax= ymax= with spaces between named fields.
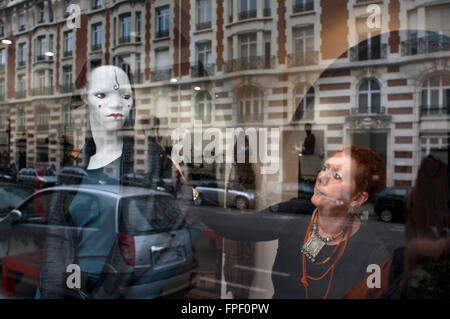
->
xmin=118 ymin=194 xmax=186 ymax=235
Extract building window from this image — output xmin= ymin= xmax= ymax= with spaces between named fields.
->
xmin=17 ymin=107 xmax=25 ymax=131
xmin=92 ymin=0 xmax=102 ymax=9
xmin=358 ymin=78 xmax=381 ymax=114
xmin=293 ymin=0 xmax=314 ymax=13
xmin=239 ymin=0 xmax=257 ymax=20
xmin=154 ymin=96 xmax=169 ymax=126
xmin=421 ymin=136 xmax=448 ymax=164
xmin=18 ymin=43 xmax=27 ymax=67
xmin=91 ymin=23 xmax=102 ymax=51
xmin=228 ymin=0 xmax=233 ymax=23
xmin=238 ymin=86 xmax=263 ymax=123
xmin=16 ymin=74 xmax=26 ymax=98
xmin=18 ymin=13 xmax=26 ymax=31
xmin=116 ymin=55 xmax=131 ymax=76
xmin=195 ymin=91 xmax=212 ymax=124
xmin=63 ymin=105 xmax=72 ymax=128
xmin=156 ymin=6 xmax=170 ymax=38
xmin=421 ymin=74 xmax=450 ymax=116
xmin=354 ymin=18 xmax=382 ymax=61
xmin=63 ymin=31 xmax=73 ymax=57
xmin=193 ymin=41 xmax=213 ymax=77
xmin=61 ymin=65 xmax=73 ymax=93
xmin=197 ymin=0 xmax=212 ymax=30
xmin=36 ymin=36 xmax=46 ymax=61
xmin=240 ymin=32 xmax=257 ymax=62
xmin=135 ymin=12 xmax=142 ymax=42
xmin=291 ymin=26 xmax=315 ymax=66
xmin=119 ymin=13 xmax=131 ymax=43
xmin=0 ymin=78 xmax=5 ymax=101
xmin=152 ymin=49 xmax=171 ymax=81
xmin=0 ymin=49 xmax=5 ymax=72
xmin=38 ymin=4 xmax=45 ymax=23
xmin=293 ymin=83 xmax=314 ymax=121
xmin=36 ymin=108 xmax=50 ymax=131
xmin=264 ymin=0 xmax=271 ymax=17
xmin=0 ymin=21 xmax=4 ymax=37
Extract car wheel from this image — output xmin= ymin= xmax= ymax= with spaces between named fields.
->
xmin=235 ymin=196 xmax=249 ymax=210
xmin=380 ymin=209 xmax=393 ymax=222
xmin=193 ymin=194 xmax=203 ymax=206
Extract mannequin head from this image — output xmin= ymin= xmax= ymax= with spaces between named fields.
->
xmin=84 ymin=65 xmax=133 ymax=132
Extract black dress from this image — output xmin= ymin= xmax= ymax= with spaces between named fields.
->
xmin=201 ymin=199 xmax=390 ymax=299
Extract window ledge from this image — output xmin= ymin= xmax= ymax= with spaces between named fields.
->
xmin=290 ymin=10 xmax=315 ymax=18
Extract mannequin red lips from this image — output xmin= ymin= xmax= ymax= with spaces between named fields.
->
xmin=107 ymin=113 xmax=124 ymax=120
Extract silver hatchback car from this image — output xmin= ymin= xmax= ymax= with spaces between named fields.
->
xmin=0 ymin=184 xmax=200 ymax=299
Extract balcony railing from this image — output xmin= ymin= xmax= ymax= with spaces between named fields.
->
xmin=401 ymin=35 xmax=450 ymax=56
xmin=15 ymin=91 xmax=26 ymax=99
xmin=263 ymin=8 xmax=271 ymax=17
xmin=420 ymin=105 xmax=450 ymax=116
xmin=91 ymin=43 xmax=102 ymax=51
xmin=156 ymin=29 xmax=169 ymax=38
xmin=151 ymin=68 xmax=171 ymax=82
xmin=131 ymin=72 xmax=144 ymax=84
xmin=238 ymin=9 xmax=257 ymax=21
xmin=63 ymin=50 xmax=73 ymax=57
xmin=0 ymin=64 xmax=5 ymax=73
xmin=17 ymin=60 xmax=26 ymax=67
xmin=293 ymin=1 xmax=314 ymax=13
xmin=351 ymin=106 xmax=386 ymax=115
xmin=196 ymin=21 xmax=212 ymax=31
xmin=287 ymin=51 xmax=319 ymax=67
xmin=32 ymin=87 xmax=53 ymax=96
xmin=119 ymin=35 xmax=131 ymax=44
xmin=191 ymin=62 xmax=215 ymax=77
xmin=225 ymin=55 xmax=275 ymax=73
xmin=18 ymin=25 xmax=25 ymax=32
xmin=60 ymin=84 xmax=73 ymax=93
xmin=350 ymin=43 xmax=387 ymax=61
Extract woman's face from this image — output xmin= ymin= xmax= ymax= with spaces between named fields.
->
xmin=86 ymin=66 xmax=133 ymax=131
xmin=311 ymin=152 xmax=364 ymax=210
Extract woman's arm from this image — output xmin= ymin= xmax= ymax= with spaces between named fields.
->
xmin=200 ymin=198 xmax=315 ymax=242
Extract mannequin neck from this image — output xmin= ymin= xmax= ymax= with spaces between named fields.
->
xmin=87 ymin=129 xmax=123 ymax=170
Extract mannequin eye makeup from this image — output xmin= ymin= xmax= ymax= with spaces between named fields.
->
xmin=94 ymin=93 xmax=106 ymax=99
xmin=122 ymin=94 xmax=131 ymax=100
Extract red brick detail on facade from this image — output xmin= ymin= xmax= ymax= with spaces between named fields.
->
xmin=388 ymin=0 xmax=400 ymax=53
xmin=327 ymin=124 xmax=343 ymax=130
xmin=145 ymin=0 xmax=152 ymax=81
xmin=395 ymin=166 xmax=412 ymax=173
xmin=268 ymin=100 xmax=287 ymax=107
xmin=75 ymin=14 xmax=88 ymax=89
xmin=216 ymin=103 xmax=232 ymax=110
xmin=56 ymin=25 xmax=61 ymax=90
xmin=273 ymin=87 xmax=288 ymax=94
xmin=394 ymin=180 xmax=411 ymax=187
xmin=320 ymin=0 xmax=349 ymax=59
xmin=388 ymin=107 xmax=413 ymax=115
xmin=174 ymin=0 xmax=191 ymax=77
xmin=387 ymin=65 xmax=400 ymax=73
xmin=320 ymin=110 xmax=350 ymax=117
xmin=320 ymin=68 xmax=351 ymax=78
xmin=395 ymin=122 xmax=413 ymax=129
xmin=395 ymin=151 xmax=413 ymax=158
xmin=387 ymin=79 xmax=407 ymax=86
xmin=268 ymin=112 xmax=287 ymax=119
xmin=215 ymin=92 xmax=228 ymax=98
xmin=319 ymin=83 xmax=351 ymax=91
xmin=215 ymin=115 xmax=232 ymax=121
xmin=277 ymin=0 xmax=287 ymax=64
xmin=388 ymin=93 xmax=413 ymax=101
xmin=105 ymin=10 xmax=111 ymax=63
xmin=319 ymin=96 xmax=350 ymax=104
xmin=7 ymin=37 xmax=16 ymax=99
xmin=395 ymin=136 xmax=413 ymax=144
xmin=216 ymin=0 xmax=224 ymax=71
xmin=327 ymin=137 xmax=342 ymax=144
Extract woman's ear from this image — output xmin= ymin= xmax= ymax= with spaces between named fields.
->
xmin=350 ymin=191 xmax=369 ymax=208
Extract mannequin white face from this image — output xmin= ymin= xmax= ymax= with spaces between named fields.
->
xmin=86 ymin=66 xmax=133 ymax=132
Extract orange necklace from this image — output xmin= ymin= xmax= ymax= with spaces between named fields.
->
xmin=300 ymin=209 xmax=353 ymax=299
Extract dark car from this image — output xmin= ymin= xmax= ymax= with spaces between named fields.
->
xmin=0 ymin=183 xmax=33 ymax=217
xmin=0 ymin=185 xmax=200 ymax=298
xmin=17 ymin=168 xmax=57 ymax=189
xmin=374 ymin=187 xmax=412 ymax=222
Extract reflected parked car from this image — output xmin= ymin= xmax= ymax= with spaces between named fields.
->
xmin=17 ymin=168 xmax=57 ymax=189
xmin=193 ymin=180 xmax=259 ymax=210
xmin=0 ymin=183 xmax=33 ymax=217
xmin=267 ymin=181 xmax=315 ymax=204
xmin=0 ymin=185 xmax=199 ymax=298
xmin=374 ymin=187 xmax=412 ymax=222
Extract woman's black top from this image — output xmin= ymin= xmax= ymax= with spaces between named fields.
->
xmin=201 ymin=199 xmax=389 ymax=299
